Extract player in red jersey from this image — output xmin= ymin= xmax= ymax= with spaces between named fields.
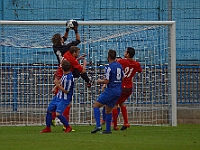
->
xmin=112 ymin=47 xmax=142 ymax=130
xmin=55 ymin=46 xmax=89 ymax=130
xmin=55 ymin=46 xmax=89 ymax=85
xmin=51 ymin=20 xmax=82 ymax=128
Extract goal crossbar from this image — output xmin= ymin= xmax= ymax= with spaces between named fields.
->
xmin=0 ymin=20 xmax=175 ymax=25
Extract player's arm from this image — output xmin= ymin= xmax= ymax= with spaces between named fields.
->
xmin=54 ymin=78 xmax=69 ymax=94
xmin=96 ymin=78 xmax=109 ymax=84
xmin=101 ymin=84 xmax=107 ymax=92
xmin=72 ymin=20 xmax=80 ymax=41
xmin=81 ymin=59 xmax=87 ymax=73
xmin=52 ymin=72 xmax=60 ymax=93
xmin=65 ymin=20 xmax=81 ymax=47
xmin=62 ymin=27 xmax=70 ymax=42
xmin=96 ymin=66 xmax=110 ymax=84
xmin=137 ymin=62 xmax=142 ymax=73
xmin=74 ymin=29 xmax=80 ymax=42
xmin=77 ymin=54 xmax=87 ymax=61
xmin=51 ymin=85 xmax=57 ymax=94
xmin=71 ymin=58 xmax=86 ymax=74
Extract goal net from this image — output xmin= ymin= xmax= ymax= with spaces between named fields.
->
xmin=0 ymin=20 xmax=177 ymax=126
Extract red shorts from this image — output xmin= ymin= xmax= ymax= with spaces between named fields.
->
xmin=116 ymin=88 xmax=132 ymax=105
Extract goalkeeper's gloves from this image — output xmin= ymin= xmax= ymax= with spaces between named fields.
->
xmin=72 ymin=20 xmax=78 ymax=28
xmin=72 ymin=21 xmax=78 ymax=33
xmin=66 ymin=27 xmax=70 ymax=32
xmin=65 ymin=20 xmax=71 ymax=32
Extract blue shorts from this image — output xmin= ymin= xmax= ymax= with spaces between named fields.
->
xmin=47 ymin=96 xmax=70 ymax=114
xmin=97 ymin=89 xmax=121 ymax=108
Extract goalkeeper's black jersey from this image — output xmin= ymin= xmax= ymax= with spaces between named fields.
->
xmin=53 ymin=39 xmax=81 ymax=64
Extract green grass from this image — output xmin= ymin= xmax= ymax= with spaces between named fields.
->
xmin=0 ymin=124 xmax=199 ymax=150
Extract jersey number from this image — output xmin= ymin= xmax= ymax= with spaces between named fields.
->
xmin=124 ymin=67 xmax=133 ymax=78
xmin=116 ymin=68 xmax=122 ymax=80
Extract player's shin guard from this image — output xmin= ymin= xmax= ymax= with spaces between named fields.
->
xmin=57 ymin=115 xmax=69 ymax=127
xmin=46 ymin=112 xmax=52 ymax=127
xmin=121 ymin=106 xmax=128 ymax=124
xmin=105 ymin=113 xmax=112 ymax=131
xmin=63 ymin=106 xmax=70 ymax=121
xmin=94 ymin=107 xmax=101 ymax=127
xmin=112 ymin=108 xmax=118 ymax=128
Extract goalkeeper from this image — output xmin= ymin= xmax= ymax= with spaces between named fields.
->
xmin=53 ymin=20 xmax=91 ymax=87
xmin=52 ymin=20 xmax=81 ymax=64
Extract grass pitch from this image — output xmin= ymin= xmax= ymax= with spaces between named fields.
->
xmin=0 ymin=124 xmax=199 ymax=150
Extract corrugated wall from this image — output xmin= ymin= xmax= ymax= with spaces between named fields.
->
xmin=0 ymin=0 xmax=200 ymax=105
xmin=0 ymin=0 xmax=199 ymax=64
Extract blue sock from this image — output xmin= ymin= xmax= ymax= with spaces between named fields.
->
xmin=102 ymin=106 xmax=106 ymax=121
xmin=57 ymin=115 xmax=69 ymax=127
xmin=117 ymin=107 xmax=120 ymax=117
xmin=46 ymin=112 xmax=52 ymax=127
xmin=106 ymin=113 xmax=112 ymax=131
xmin=94 ymin=107 xmax=101 ymax=127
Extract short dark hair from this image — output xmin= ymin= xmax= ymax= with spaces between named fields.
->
xmin=127 ymin=47 xmax=135 ymax=58
xmin=108 ymin=49 xmax=116 ymax=60
xmin=61 ymin=60 xmax=71 ymax=72
xmin=69 ymin=46 xmax=80 ymax=54
xmin=52 ymin=33 xmax=62 ymax=46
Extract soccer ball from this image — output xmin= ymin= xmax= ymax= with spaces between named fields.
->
xmin=66 ymin=19 xmax=75 ymax=29
xmin=55 ymin=118 xmax=62 ymax=126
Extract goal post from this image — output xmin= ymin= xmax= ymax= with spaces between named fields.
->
xmin=0 ymin=20 xmax=177 ymax=126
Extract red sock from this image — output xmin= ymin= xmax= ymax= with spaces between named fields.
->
xmin=52 ymin=112 xmax=56 ymax=120
xmin=112 ymin=108 xmax=118 ymax=127
xmin=63 ymin=106 xmax=70 ymax=121
xmin=121 ymin=106 xmax=128 ymax=124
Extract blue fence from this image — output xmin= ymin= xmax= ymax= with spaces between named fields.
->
xmin=1 ymin=65 xmax=199 ymax=109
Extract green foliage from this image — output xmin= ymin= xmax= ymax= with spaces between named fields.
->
xmin=0 ymin=124 xmax=199 ymax=150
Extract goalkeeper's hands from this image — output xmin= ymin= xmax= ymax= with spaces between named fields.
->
xmin=65 ymin=20 xmax=78 ymax=33
xmin=72 ymin=20 xmax=78 ymax=33
xmin=66 ymin=27 xmax=70 ymax=32
xmin=65 ymin=20 xmax=71 ymax=32
xmin=65 ymin=21 xmax=70 ymax=32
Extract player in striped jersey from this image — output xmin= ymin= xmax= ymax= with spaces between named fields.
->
xmin=40 ymin=60 xmax=74 ymax=133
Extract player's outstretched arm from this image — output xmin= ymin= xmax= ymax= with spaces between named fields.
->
xmin=72 ymin=21 xmax=80 ymax=41
xmin=63 ymin=26 xmax=70 ymax=41
xmin=77 ymin=54 xmax=87 ymax=61
xmin=79 ymin=59 xmax=87 ymax=74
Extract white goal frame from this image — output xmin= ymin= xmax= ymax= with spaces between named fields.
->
xmin=0 ymin=20 xmax=177 ymax=126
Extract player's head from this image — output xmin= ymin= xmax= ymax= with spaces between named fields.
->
xmin=52 ymin=33 xmax=64 ymax=46
xmin=108 ymin=49 xmax=116 ymax=61
xmin=69 ymin=46 xmax=80 ymax=58
xmin=124 ymin=47 xmax=135 ymax=58
xmin=61 ymin=59 xmax=71 ymax=72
